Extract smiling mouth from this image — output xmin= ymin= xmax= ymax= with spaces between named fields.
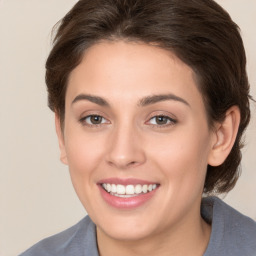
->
xmin=101 ymin=183 xmax=159 ymax=198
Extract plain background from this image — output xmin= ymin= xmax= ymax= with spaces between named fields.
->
xmin=0 ymin=1 xmax=255 ymax=255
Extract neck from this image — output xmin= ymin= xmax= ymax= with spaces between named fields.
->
xmin=96 ymin=212 xmax=211 ymax=256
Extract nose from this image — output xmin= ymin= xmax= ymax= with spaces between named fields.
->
xmin=106 ymin=123 xmax=146 ymax=170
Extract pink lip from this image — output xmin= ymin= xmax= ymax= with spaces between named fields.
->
xmin=97 ymin=178 xmax=159 ymax=209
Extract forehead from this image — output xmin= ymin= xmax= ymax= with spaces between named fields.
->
xmin=67 ymin=41 xmax=204 ymax=110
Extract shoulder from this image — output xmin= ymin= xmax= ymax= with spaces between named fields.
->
xmin=19 ymin=215 xmax=99 ymax=256
xmin=202 ymin=196 xmax=256 ymax=256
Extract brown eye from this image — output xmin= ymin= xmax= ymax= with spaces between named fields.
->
xmin=155 ymin=116 xmax=169 ymax=125
xmin=90 ymin=115 xmax=103 ymax=124
xmin=80 ymin=115 xmax=108 ymax=126
xmin=148 ymin=115 xmax=176 ymax=126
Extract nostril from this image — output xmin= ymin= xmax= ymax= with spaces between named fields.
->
xmin=107 ymin=159 xmax=141 ymax=169
xmin=128 ymin=161 xmax=136 ymax=166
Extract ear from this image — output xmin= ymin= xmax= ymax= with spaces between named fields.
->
xmin=55 ymin=113 xmax=68 ymax=165
xmin=208 ymin=106 xmax=240 ymax=166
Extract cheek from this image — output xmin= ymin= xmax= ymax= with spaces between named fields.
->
xmin=147 ymin=126 xmax=211 ymax=184
xmin=63 ymin=132 xmax=106 ymax=210
xmin=64 ymin=127 xmax=105 ymax=180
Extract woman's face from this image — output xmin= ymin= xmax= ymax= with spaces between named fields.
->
xmin=58 ymin=41 xmax=216 ymax=241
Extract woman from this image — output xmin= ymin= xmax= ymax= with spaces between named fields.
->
xmin=20 ymin=0 xmax=256 ymax=255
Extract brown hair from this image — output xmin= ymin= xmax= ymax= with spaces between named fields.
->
xmin=46 ymin=0 xmax=252 ymax=194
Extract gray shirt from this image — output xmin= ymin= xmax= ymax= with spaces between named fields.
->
xmin=19 ymin=197 xmax=256 ymax=256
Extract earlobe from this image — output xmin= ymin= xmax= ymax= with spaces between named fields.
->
xmin=55 ymin=113 xmax=68 ymax=165
xmin=208 ymin=106 xmax=240 ymax=166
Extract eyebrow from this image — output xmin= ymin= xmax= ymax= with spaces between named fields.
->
xmin=72 ymin=94 xmax=110 ymax=106
xmin=138 ymin=94 xmax=190 ymax=107
xmin=71 ymin=93 xmax=190 ymax=108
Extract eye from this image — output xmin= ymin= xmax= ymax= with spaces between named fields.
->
xmin=80 ymin=115 xmax=109 ymax=126
xmin=147 ymin=115 xmax=176 ymax=126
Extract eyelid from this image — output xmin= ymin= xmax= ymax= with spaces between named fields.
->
xmin=84 ymin=115 xmax=108 ymax=123
xmin=145 ymin=112 xmax=177 ymax=127
xmin=78 ymin=111 xmax=111 ymax=127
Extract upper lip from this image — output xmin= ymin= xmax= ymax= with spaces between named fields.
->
xmin=97 ymin=178 xmax=159 ymax=186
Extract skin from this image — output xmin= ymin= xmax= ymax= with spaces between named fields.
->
xmin=55 ymin=41 xmax=240 ymax=256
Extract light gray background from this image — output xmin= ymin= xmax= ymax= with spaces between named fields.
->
xmin=0 ymin=1 xmax=255 ymax=255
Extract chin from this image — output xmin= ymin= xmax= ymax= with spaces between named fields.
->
xmin=99 ymin=224 xmax=154 ymax=241
xmin=95 ymin=213 xmax=157 ymax=241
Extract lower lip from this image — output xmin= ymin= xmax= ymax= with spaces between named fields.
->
xmin=98 ymin=185 xmax=158 ymax=209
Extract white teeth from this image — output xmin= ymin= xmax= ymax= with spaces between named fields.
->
xmin=106 ymin=184 xmax=111 ymax=192
xmin=102 ymin=183 xmax=158 ymax=196
xmin=135 ymin=184 xmax=142 ymax=194
xmin=126 ymin=185 xmax=135 ymax=195
xmin=111 ymin=184 xmax=117 ymax=193
xmin=142 ymin=184 xmax=148 ymax=193
xmin=116 ymin=185 xmax=126 ymax=195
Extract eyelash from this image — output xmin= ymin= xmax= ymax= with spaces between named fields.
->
xmin=79 ymin=114 xmax=177 ymax=128
xmin=79 ymin=115 xmax=109 ymax=127
xmin=146 ymin=115 xmax=177 ymax=128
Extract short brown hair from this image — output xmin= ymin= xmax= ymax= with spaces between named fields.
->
xmin=46 ymin=0 xmax=252 ymax=194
